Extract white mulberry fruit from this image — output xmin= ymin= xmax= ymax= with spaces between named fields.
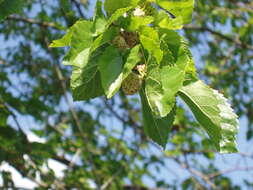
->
xmin=122 ymin=72 xmax=143 ymax=95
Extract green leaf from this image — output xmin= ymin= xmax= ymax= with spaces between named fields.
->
xmin=98 ymin=46 xmax=123 ymax=98
xmin=127 ymin=16 xmax=154 ymax=31
xmin=120 ymin=45 xmax=141 ymax=81
xmin=178 ymin=80 xmax=239 ymax=153
xmin=68 ymin=48 xmax=90 ymax=68
xmin=0 ymin=0 xmax=25 ymax=21
xmin=104 ymin=0 xmax=139 ymax=16
xmin=154 ymin=10 xmax=183 ymax=30
xmin=105 ymin=6 xmax=133 ymax=30
xmin=71 ymin=66 xmax=103 ymax=101
xmin=176 ymin=39 xmax=196 ymax=79
xmin=158 ymin=28 xmax=181 ymax=59
xmin=145 ymin=58 xmax=184 ymax=117
xmin=154 ymin=0 xmax=195 ymax=29
xmin=140 ymin=88 xmax=176 ymax=149
xmin=49 ymin=28 xmax=73 ymax=48
xmin=93 ymin=0 xmax=104 ymax=20
xmin=140 ymin=26 xmax=163 ymax=64
xmin=71 ymin=50 xmax=104 ymax=101
xmin=93 ymin=0 xmax=107 ymax=35
xmin=0 ymin=111 xmax=8 ymax=126
xmin=107 ymin=45 xmax=141 ymax=96
xmin=159 ymin=29 xmax=196 ymax=78
xmin=90 ymin=27 xmax=119 ymax=54
xmin=98 ymin=45 xmax=141 ymax=99
xmin=62 ymin=20 xmax=94 ymax=67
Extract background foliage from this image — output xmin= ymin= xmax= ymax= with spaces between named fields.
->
xmin=0 ymin=0 xmax=253 ymax=189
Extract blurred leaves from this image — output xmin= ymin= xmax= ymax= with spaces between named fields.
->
xmin=0 ymin=0 xmax=25 ymax=21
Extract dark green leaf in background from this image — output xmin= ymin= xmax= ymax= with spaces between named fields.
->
xmin=0 ymin=0 xmax=25 ymax=21
xmin=0 ymin=109 xmax=8 ymax=126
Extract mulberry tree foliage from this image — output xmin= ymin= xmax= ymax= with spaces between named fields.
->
xmin=51 ymin=0 xmax=239 ymax=152
xmin=1 ymin=0 xmax=252 ymax=189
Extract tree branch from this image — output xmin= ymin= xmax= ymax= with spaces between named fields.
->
xmin=174 ymin=157 xmax=217 ymax=189
xmin=208 ymin=166 xmax=253 ymax=179
xmin=123 ymin=185 xmax=166 ymax=190
xmin=184 ymin=25 xmax=253 ymax=51
xmin=6 ymin=15 xmax=62 ymax=30
xmin=69 ymin=0 xmax=86 ymax=18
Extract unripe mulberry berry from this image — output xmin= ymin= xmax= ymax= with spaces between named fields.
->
xmin=121 ymin=31 xmax=139 ymax=48
xmin=112 ymin=35 xmax=129 ymax=50
xmin=122 ymin=72 xmax=143 ymax=95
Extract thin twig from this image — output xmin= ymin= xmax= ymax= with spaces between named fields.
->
xmin=100 ymin=168 xmax=124 ymax=190
xmin=208 ymin=166 xmax=253 ymax=179
xmin=2 ymin=103 xmax=24 ymax=132
xmin=42 ymin=30 xmax=102 ymax=188
xmin=68 ymin=148 xmax=81 ymax=169
xmin=174 ymin=157 xmax=217 ymax=189
xmin=184 ymin=25 xmax=253 ymax=51
xmin=103 ymin=99 xmax=128 ymax=124
xmin=6 ymin=15 xmax=62 ymax=30
xmin=70 ymin=0 xmax=86 ymax=18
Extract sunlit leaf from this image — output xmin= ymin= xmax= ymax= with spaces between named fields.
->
xmin=62 ymin=20 xmax=93 ymax=67
xmin=120 ymin=45 xmax=141 ymax=81
xmin=154 ymin=0 xmax=195 ymax=29
xmin=127 ymin=16 xmax=154 ymax=31
xmin=105 ymin=6 xmax=133 ymax=30
xmin=158 ymin=28 xmax=181 ymax=59
xmin=93 ymin=0 xmax=107 ymax=35
xmin=145 ymin=58 xmax=184 ymax=117
xmin=90 ymin=26 xmax=118 ymax=53
xmin=179 ymin=80 xmax=239 ymax=153
xmin=140 ymin=26 xmax=163 ymax=64
xmin=49 ymin=27 xmax=73 ymax=48
xmin=104 ymin=0 xmax=139 ymax=16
